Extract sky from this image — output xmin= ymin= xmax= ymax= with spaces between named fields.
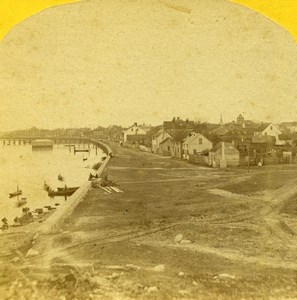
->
xmin=0 ymin=0 xmax=296 ymax=130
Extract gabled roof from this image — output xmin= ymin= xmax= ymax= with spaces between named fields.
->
xmin=159 ymin=137 xmax=173 ymax=145
xmin=153 ymin=128 xmax=172 ymax=138
xmin=210 ymin=142 xmax=238 ymax=153
xmin=171 ymin=129 xmax=192 ymax=142
xmin=255 ymin=123 xmax=282 ymax=133
xmin=184 ymin=132 xmax=211 ymax=145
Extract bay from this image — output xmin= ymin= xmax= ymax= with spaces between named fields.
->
xmin=0 ymin=143 xmax=105 ymax=223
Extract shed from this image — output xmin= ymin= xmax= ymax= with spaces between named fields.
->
xmin=209 ymin=142 xmax=240 ymax=167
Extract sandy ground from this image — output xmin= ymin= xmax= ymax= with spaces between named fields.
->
xmin=1 ymin=145 xmax=297 ymax=299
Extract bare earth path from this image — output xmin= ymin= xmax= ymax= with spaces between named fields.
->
xmin=2 ymin=145 xmax=297 ymax=299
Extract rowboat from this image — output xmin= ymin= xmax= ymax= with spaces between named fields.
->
xmin=18 ymin=198 xmax=27 ymax=207
xmin=57 ymin=186 xmax=79 ymax=192
xmin=9 ymin=186 xmax=22 ymax=198
xmin=48 ymin=189 xmax=77 ymax=197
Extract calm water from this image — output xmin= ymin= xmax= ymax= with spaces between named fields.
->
xmin=0 ymin=143 xmax=105 ymax=223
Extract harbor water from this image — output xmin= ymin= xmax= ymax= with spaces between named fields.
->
xmin=0 ymin=143 xmax=105 ymax=223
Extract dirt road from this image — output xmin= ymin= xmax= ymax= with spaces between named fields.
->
xmin=2 ymin=146 xmax=297 ymax=299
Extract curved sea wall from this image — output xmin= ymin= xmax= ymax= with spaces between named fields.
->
xmin=38 ymin=140 xmax=112 ymax=234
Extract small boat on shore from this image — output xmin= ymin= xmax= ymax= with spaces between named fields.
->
xmin=58 ymin=174 xmax=64 ymax=181
xmin=18 ymin=198 xmax=27 ymax=207
xmin=9 ymin=186 xmax=22 ymax=198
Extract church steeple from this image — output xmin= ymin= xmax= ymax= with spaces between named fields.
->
xmin=220 ymin=114 xmax=223 ymax=126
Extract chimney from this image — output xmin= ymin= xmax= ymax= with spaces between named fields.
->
xmin=134 ymin=122 xmax=137 ymax=126
xmin=172 ymin=117 xmax=176 ymax=122
xmin=177 ymin=117 xmax=180 ymax=121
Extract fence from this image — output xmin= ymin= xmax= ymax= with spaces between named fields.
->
xmin=188 ymin=154 xmax=209 ymax=166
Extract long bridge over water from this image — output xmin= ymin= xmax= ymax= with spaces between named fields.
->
xmin=0 ymin=136 xmax=98 ymax=145
xmin=0 ymin=136 xmax=111 ymax=155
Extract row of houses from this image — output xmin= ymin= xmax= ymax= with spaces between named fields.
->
xmin=122 ymin=116 xmax=297 ymax=168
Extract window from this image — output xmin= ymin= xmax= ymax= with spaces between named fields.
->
xmin=270 ymin=126 xmax=273 ymax=130
xmin=193 ymin=149 xmax=197 ymax=154
xmin=199 ymin=138 xmax=203 ymax=144
xmin=167 ymin=146 xmax=170 ymax=151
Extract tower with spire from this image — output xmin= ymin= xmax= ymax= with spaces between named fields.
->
xmin=220 ymin=114 xmax=223 ymax=126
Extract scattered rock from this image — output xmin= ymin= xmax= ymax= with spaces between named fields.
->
xmin=151 ymin=264 xmax=165 ymax=272
xmin=218 ymin=273 xmax=236 ymax=280
xmin=25 ymin=248 xmax=39 ymax=257
xmin=125 ymin=264 xmax=140 ymax=270
xmin=11 ymin=257 xmax=20 ymax=263
xmin=178 ymin=271 xmax=185 ymax=277
xmin=147 ymin=286 xmax=159 ymax=293
xmin=64 ymin=273 xmax=77 ymax=283
xmin=107 ymin=273 xmax=120 ymax=280
xmin=192 ymin=280 xmax=198 ymax=286
xmin=180 ymin=239 xmax=191 ymax=244
xmin=179 ymin=290 xmax=190 ymax=296
xmin=174 ymin=234 xmax=183 ymax=243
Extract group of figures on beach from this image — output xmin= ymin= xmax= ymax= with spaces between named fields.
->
xmin=1 ymin=207 xmax=35 ymax=230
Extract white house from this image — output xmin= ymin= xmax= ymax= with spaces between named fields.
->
xmin=152 ymin=128 xmax=172 ymax=153
xmin=182 ymin=132 xmax=213 ymax=160
xmin=254 ymin=123 xmax=283 ymax=145
xmin=123 ymin=122 xmax=148 ymax=143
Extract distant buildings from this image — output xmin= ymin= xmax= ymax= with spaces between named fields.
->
xmin=152 ymin=128 xmax=172 ymax=154
xmin=123 ymin=122 xmax=150 ymax=143
xmin=4 ymin=113 xmax=297 ymax=167
xmin=183 ymin=132 xmax=212 ymax=160
xmin=254 ymin=123 xmax=283 ymax=145
xmin=209 ymin=142 xmax=240 ymax=167
xmin=163 ymin=117 xmax=195 ymax=130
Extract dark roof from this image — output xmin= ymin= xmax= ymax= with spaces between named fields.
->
xmin=153 ymin=128 xmax=172 ymax=138
xmin=171 ymin=129 xmax=192 ymax=142
xmin=278 ymin=134 xmax=293 ymax=141
xmin=163 ymin=119 xmax=195 ymax=130
xmin=255 ymin=123 xmax=282 ymax=133
xmin=255 ymin=123 xmax=270 ymax=132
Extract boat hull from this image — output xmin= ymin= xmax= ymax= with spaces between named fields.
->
xmin=9 ymin=191 xmax=22 ymax=198
xmin=48 ymin=189 xmax=77 ymax=197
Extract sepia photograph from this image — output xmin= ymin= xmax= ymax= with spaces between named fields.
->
xmin=0 ymin=0 xmax=297 ymax=299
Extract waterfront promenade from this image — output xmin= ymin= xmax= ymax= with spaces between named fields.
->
xmin=8 ymin=144 xmax=295 ymax=299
